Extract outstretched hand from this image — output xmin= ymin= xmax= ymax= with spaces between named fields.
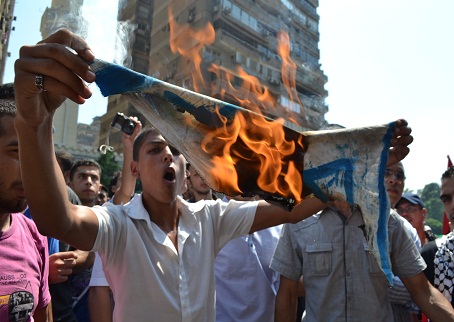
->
xmin=387 ymin=119 xmax=413 ymax=167
xmin=48 ymin=251 xmax=78 ymax=284
xmin=14 ymin=29 xmax=95 ymax=128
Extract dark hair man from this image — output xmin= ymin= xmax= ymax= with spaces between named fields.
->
xmin=69 ymin=159 xmax=102 ymax=207
xmin=0 ymin=99 xmax=51 ymax=321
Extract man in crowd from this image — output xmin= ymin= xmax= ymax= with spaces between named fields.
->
xmin=0 ymin=98 xmax=51 ymax=321
xmin=434 ymin=166 xmax=454 ymax=307
xmin=385 ymin=162 xmax=422 ymax=320
xmin=396 ymin=193 xmax=434 ymax=247
xmin=69 ymin=159 xmax=103 ymax=208
xmin=67 ymin=159 xmax=102 ymax=321
xmin=186 ymin=162 xmax=283 ymax=321
xmin=186 ymin=164 xmax=218 ymax=202
xmin=272 ymin=167 xmax=454 ymax=320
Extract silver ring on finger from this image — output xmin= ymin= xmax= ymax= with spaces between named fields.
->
xmin=35 ymin=74 xmax=45 ymax=92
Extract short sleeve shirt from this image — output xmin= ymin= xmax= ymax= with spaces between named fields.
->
xmin=270 ymin=207 xmax=425 ymax=322
xmin=91 ymin=194 xmax=257 ymax=322
xmin=0 ymin=213 xmax=50 ymax=322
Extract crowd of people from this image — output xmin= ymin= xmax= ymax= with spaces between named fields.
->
xmin=1 ymin=28 xmax=454 ymax=321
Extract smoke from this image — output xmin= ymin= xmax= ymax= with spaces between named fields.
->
xmin=42 ymin=2 xmax=88 ymax=38
xmin=114 ymin=20 xmax=137 ymax=67
xmin=81 ymin=1 xmax=119 ymax=63
xmin=80 ymin=1 xmax=137 ymax=67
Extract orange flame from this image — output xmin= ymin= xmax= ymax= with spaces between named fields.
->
xmin=168 ymin=6 xmax=305 ymax=201
xmin=277 ymin=31 xmax=303 ymax=109
xmin=201 ymin=111 xmax=303 ymax=201
xmin=168 ymin=6 xmax=215 ymax=91
xmin=208 ymin=64 xmax=278 ymax=116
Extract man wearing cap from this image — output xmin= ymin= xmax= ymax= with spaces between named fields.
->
xmin=396 ymin=193 xmax=434 ymax=247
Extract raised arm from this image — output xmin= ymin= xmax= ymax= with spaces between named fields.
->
xmin=111 ymin=117 xmax=142 ymax=205
xmin=14 ymin=29 xmax=98 ymax=250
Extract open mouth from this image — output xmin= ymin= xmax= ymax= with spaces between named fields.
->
xmin=164 ymin=168 xmax=176 ymax=181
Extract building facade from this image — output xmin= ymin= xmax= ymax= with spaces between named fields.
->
xmin=77 ymin=116 xmax=101 ymax=149
xmin=0 ymin=0 xmax=15 ymax=83
xmin=100 ymin=0 xmax=328 ymax=152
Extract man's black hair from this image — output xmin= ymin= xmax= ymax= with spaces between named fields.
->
xmin=0 ymin=99 xmax=16 ymax=136
xmin=55 ymin=150 xmax=76 ymax=173
xmin=132 ymin=126 xmax=159 ymax=161
xmin=442 ymin=166 xmax=454 ymax=180
xmin=70 ymin=159 xmax=102 ymax=181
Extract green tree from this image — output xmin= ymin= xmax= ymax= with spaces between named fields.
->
xmin=420 ymin=182 xmax=444 ymax=235
xmin=426 ymin=218 xmax=442 ymax=236
xmin=97 ymin=150 xmax=121 ymax=189
xmin=421 ymin=183 xmax=444 ymax=222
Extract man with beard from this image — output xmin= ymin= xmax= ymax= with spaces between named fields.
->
xmin=0 ymin=99 xmax=51 ymax=321
xmin=434 ymin=167 xmax=454 ymax=307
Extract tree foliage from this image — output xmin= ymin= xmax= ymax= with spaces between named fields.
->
xmin=97 ymin=150 xmax=121 ymax=189
xmin=420 ymin=182 xmax=444 ymax=235
xmin=426 ymin=218 xmax=442 ymax=236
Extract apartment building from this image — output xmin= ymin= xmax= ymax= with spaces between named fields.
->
xmin=100 ymin=0 xmax=328 ymax=152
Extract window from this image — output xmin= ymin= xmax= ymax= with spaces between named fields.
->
xmin=222 ymin=0 xmax=259 ymax=32
xmin=281 ymin=96 xmax=301 ymax=113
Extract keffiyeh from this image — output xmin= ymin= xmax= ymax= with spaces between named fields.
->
xmin=435 ymin=232 xmax=454 ymax=302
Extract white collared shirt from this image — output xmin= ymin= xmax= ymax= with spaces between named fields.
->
xmin=91 ymin=194 xmax=257 ymax=322
xmin=215 ymin=225 xmax=282 ymax=322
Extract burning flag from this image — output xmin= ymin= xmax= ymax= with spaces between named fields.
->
xmin=91 ymin=59 xmax=394 ymax=281
xmin=91 ymin=59 xmax=395 ymax=283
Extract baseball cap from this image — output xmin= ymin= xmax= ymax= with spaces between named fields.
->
xmin=397 ymin=193 xmax=425 ymax=208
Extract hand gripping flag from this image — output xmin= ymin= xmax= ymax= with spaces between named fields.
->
xmin=91 ymin=59 xmax=395 ymax=283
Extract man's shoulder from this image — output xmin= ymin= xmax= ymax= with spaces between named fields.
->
xmin=13 ymin=212 xmax=39 ymax=232
xmin=285 ymin=211 xmax=323 ymax=232
xmin=91 ymin=199 xmax=131 ymax=225
xmin=388 ymin=210 xmax=407 ymax=229
xmin=10 ymin=213 xmax=47 ymax=249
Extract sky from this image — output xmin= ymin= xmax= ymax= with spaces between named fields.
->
xmin=3 ymin=0 xmax=454 ymax=192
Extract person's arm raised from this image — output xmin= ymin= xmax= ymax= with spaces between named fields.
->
xmin=111 ymin=117 xmax=142 ymax=205
xmin=14 ymin=29 xmax=98 ymax=250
